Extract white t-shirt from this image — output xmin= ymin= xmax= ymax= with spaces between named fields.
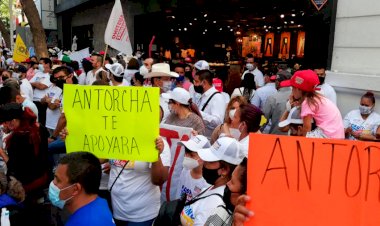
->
xmin=30 ymin=72 xmax=52 ymax=101
xmin=85 ymin=68 xmax=104 ymax=85
xmin=45 ymin=85 xmax=63 ymax=130
xmin=20 ymin=78 xmax=34 ymax=101
xmin=241 ymin=68 xmax=265 ymax=87
xmin=317 ymin=83 xmax=337 ymax=105
xmin=76 ymin=71 xmax=86 ymax=85
xmin=124 ymin=69 xmax=138 ymax=83
xmin=239 ymin=136 xmax=249 ymax=158
xmin=22 ymin=98 xmax=39 ymax=121
xmin=180 ymin=185 xmax=225 ymax=226
xmin=109 ymin=139 xmax=171 ymax=222
xmin=343 ymin=109 xmax=380 ymax=140
xmin=177 ymin=169 xmax=210 ymax=201
xmin=160 ymin=94 xmax=170 ymax=122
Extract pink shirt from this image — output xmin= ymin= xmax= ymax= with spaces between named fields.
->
xmin=301 ymin=96 xmax=344 ymax=139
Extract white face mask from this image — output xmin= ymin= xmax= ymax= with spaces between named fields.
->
xmin=229 ymin=128 xmax=241 ymax=140
xmin=162 ymin=81 xmax=172 ymax=93
xmin=182 ymin=156 xmax=200 ymax=170
xmin=229 ymin=109 xmax=236 ymax=121
xmin=139 ymin=65 xmax=149 ymax=76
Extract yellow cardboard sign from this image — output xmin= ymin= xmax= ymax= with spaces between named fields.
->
xmin=13 ymin=35 xmax=29 ymax=63
xmin=63 ymin=85 xmax=160 ymax=162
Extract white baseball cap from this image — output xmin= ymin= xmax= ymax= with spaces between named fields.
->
xmin=198 ymin=137 xmax=242 ymax=165
xmin=105 ymin=63 xmax=124 ymax=77
xmin=144 ymin=63 xmax=179 ymax=78
xmin=162 ymin=87 xmax=191 ymax=105
xmin=179 ymin=135 xmax=211 ymax=152
xmin=194 ymin=60 xmax=209 ymax=70
xmin=278 ymin=107 xmax=303 ymax=127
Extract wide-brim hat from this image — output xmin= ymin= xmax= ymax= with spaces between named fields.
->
xmin=144 ymin=63 xmax=179 ymax=78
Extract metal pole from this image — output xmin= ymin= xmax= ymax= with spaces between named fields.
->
xmin=9 ymin=0 xmax=13 ymax=50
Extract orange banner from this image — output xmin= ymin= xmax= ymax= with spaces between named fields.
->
xmin=263 ymin=33 xmax=274 ymax=57
xmin=278 ymin=32 xmax=291 ymax=59
xmin=297 ymin=31 xmax=305 ymax=58
xmin=246 ymin=134 xmax=380 ymax=226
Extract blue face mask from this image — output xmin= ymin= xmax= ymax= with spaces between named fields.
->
xmin=48 ymin=181 xmax=75 ymax=209
xmin=38 ymin=64 xmax=44 ymax=72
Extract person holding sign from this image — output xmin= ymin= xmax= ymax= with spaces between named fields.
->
xmin=110 ymin=137 xmax=171 ymax=226
xmin=105 ymin=63 xmax=130 ymax=86
xmin=162 ymin=87 xmax=205 ymax=135
xmin=344 ymin=91 xmax=380 ymax=141
xmin=180 ymin=137 xmax=242 ymax=226
xmin=282 ymin=70 xmax=344 ymax=139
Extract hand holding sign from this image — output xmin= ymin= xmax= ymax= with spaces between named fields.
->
xmin=64 ymin=85 xmax=160 ymax=162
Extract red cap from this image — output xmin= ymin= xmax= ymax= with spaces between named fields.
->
xmin=22 ymin=58 xmax=31 ymax=63
xmin=269 ymin=75 xmax=277 ymax=81
xmin=99 ymin=51 xmax=105 ymax=55
xmin=282 ymin=70 xmax=320 ymax=92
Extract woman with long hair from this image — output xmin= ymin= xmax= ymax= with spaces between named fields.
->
xmin=231 ymin=73 xmax=256 ymax=103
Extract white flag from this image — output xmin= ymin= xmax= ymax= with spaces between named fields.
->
xmin=104 ymin=0 xmax=133 ymax=55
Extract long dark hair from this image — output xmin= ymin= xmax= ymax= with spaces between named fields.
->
xmin=241 ymin=73 xmax=256 ymax=101
xmin=302 ymin=91 xmax=323 ymax=112
xmin=181 ymin=98 xmax=203 ymax=119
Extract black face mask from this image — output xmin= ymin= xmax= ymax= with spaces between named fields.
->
xmin=223 ymin=186 xmax=235 ymax=212
xmin=202 ymin=166 xmax=220 ymax=185
xmin=318 ymin=76 xmax=325 ymax=85
xmin=2 ymin=76 xmax=8 ymax=82
xmin=55 ymin=79 xmax=66 ymax=90
xmin=194 ymin=85 xmax=204 ymax=94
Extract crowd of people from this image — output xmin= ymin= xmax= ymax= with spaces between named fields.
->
xmin=0 ymin=46 xmax=379 ymax=226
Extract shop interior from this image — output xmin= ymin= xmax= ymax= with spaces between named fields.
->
xmin=134 ymin=0 xmax=336 ymax=71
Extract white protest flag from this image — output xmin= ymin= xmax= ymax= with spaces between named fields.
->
xmin=104 ymin=0 xmax=133 ymax=55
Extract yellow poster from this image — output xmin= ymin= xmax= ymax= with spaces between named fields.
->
xmin=63 ymin=85 xmax=160 ymax=162
xmin=13 ymin=35 xmax=30 ymax=63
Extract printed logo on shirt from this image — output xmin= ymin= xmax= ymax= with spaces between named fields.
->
xmin=109 ymin=159 xmax=135 ymax=169
xmin=181 ymin=206 xmax=195 ymax=226
xmin=351 ymin=124 xmax=370 ymax=134
xmin=180 ymin=185 xmax=194 ymax=202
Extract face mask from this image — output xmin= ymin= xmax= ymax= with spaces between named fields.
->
xmin=168 ymin=104 xmax=176 ymax=114
xmin=2 ymin=76 xmax=8 ymax=82
xmin=183 ymin=157 xmax=199 ymax=170
xmin=202 ymin=166 xmax=220 ymax=185
xmin=162 ymin=81 xmax=172 ymax=93
xmin=56 ymin=79 xmax=66 ymax=90
xmin=223 ymin=186 xmax=235 ymax=212
xmin=359 ymin=105 xmax=373 ymax=115
xmin=229 ymin=109 xmax=236 ymax=121
xmin=194 ymin=85 xmax=204 ymax=94
xmin=48 ymin=181 xmax=75 ymax=209
xmin=229 ymin=128 xmax=241 ymax=140
xmin=139 ymin=65 xmax=149 ymax=76
xmin=38 ymin=64 xmax=44 ymax=72
xmin=246 ymin=63 xmax=254 ymax=71
xmin=318 ymin=76 xmax=325 ymax=85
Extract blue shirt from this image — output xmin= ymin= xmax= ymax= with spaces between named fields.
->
xmin=65 ymin=197 xmax=115 ymax=226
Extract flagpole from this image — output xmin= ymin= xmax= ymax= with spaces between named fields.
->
xmin=103 ymin=44 xmax=109 ymax=66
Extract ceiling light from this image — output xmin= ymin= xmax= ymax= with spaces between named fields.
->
xmin=213 ymin=21 xmax=216 ymax=23
xmin=264 ymin=25 xmax=267 ymax=28
xmin=291 ymin=14 xmax=296 ymax=17
xmin=298 ymin=24 xmax=302 ymax=27
xmin=205 ymin=29 xmax=208 ymax=32
xmin=230 ymin=29 xmax=233 ymax=32
xmin=265 ymin=29 xmax=269 ymax=32
xmin=194 ymin=18 xmax=197 ymax=21
xmin=284 ymin=21 xmax=288 ymax=24
xmin=189 ymin=22 xmax=192 ymax=25
xmin=262 ymin=17 xmax=266 ymax=19
xmin=178 ymin=28 xmax=181 ymax=31
xmin=172 ymin=16 xmax=175 ymax=19
xmin=219 ymin=28 xmax=223 ymax=30
xmin=291 ymin=21 xmax=294 ymax=24
xmin=184 ymin=28 xmax=187 ymax=31
xmin=170 ymin=29 xmax=173 ymax=31
xmin=204 ymin=13 xmax=207 ymax=17
xmin=277 ymin=26 xmax=281 ymax=29
xmin=280 ymin=14 xmax=285 ymax=18
xmin=203 ymin=32 xmax=206 ymax=34
xmin=237 ymin=24 xmax=240 ymax=27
